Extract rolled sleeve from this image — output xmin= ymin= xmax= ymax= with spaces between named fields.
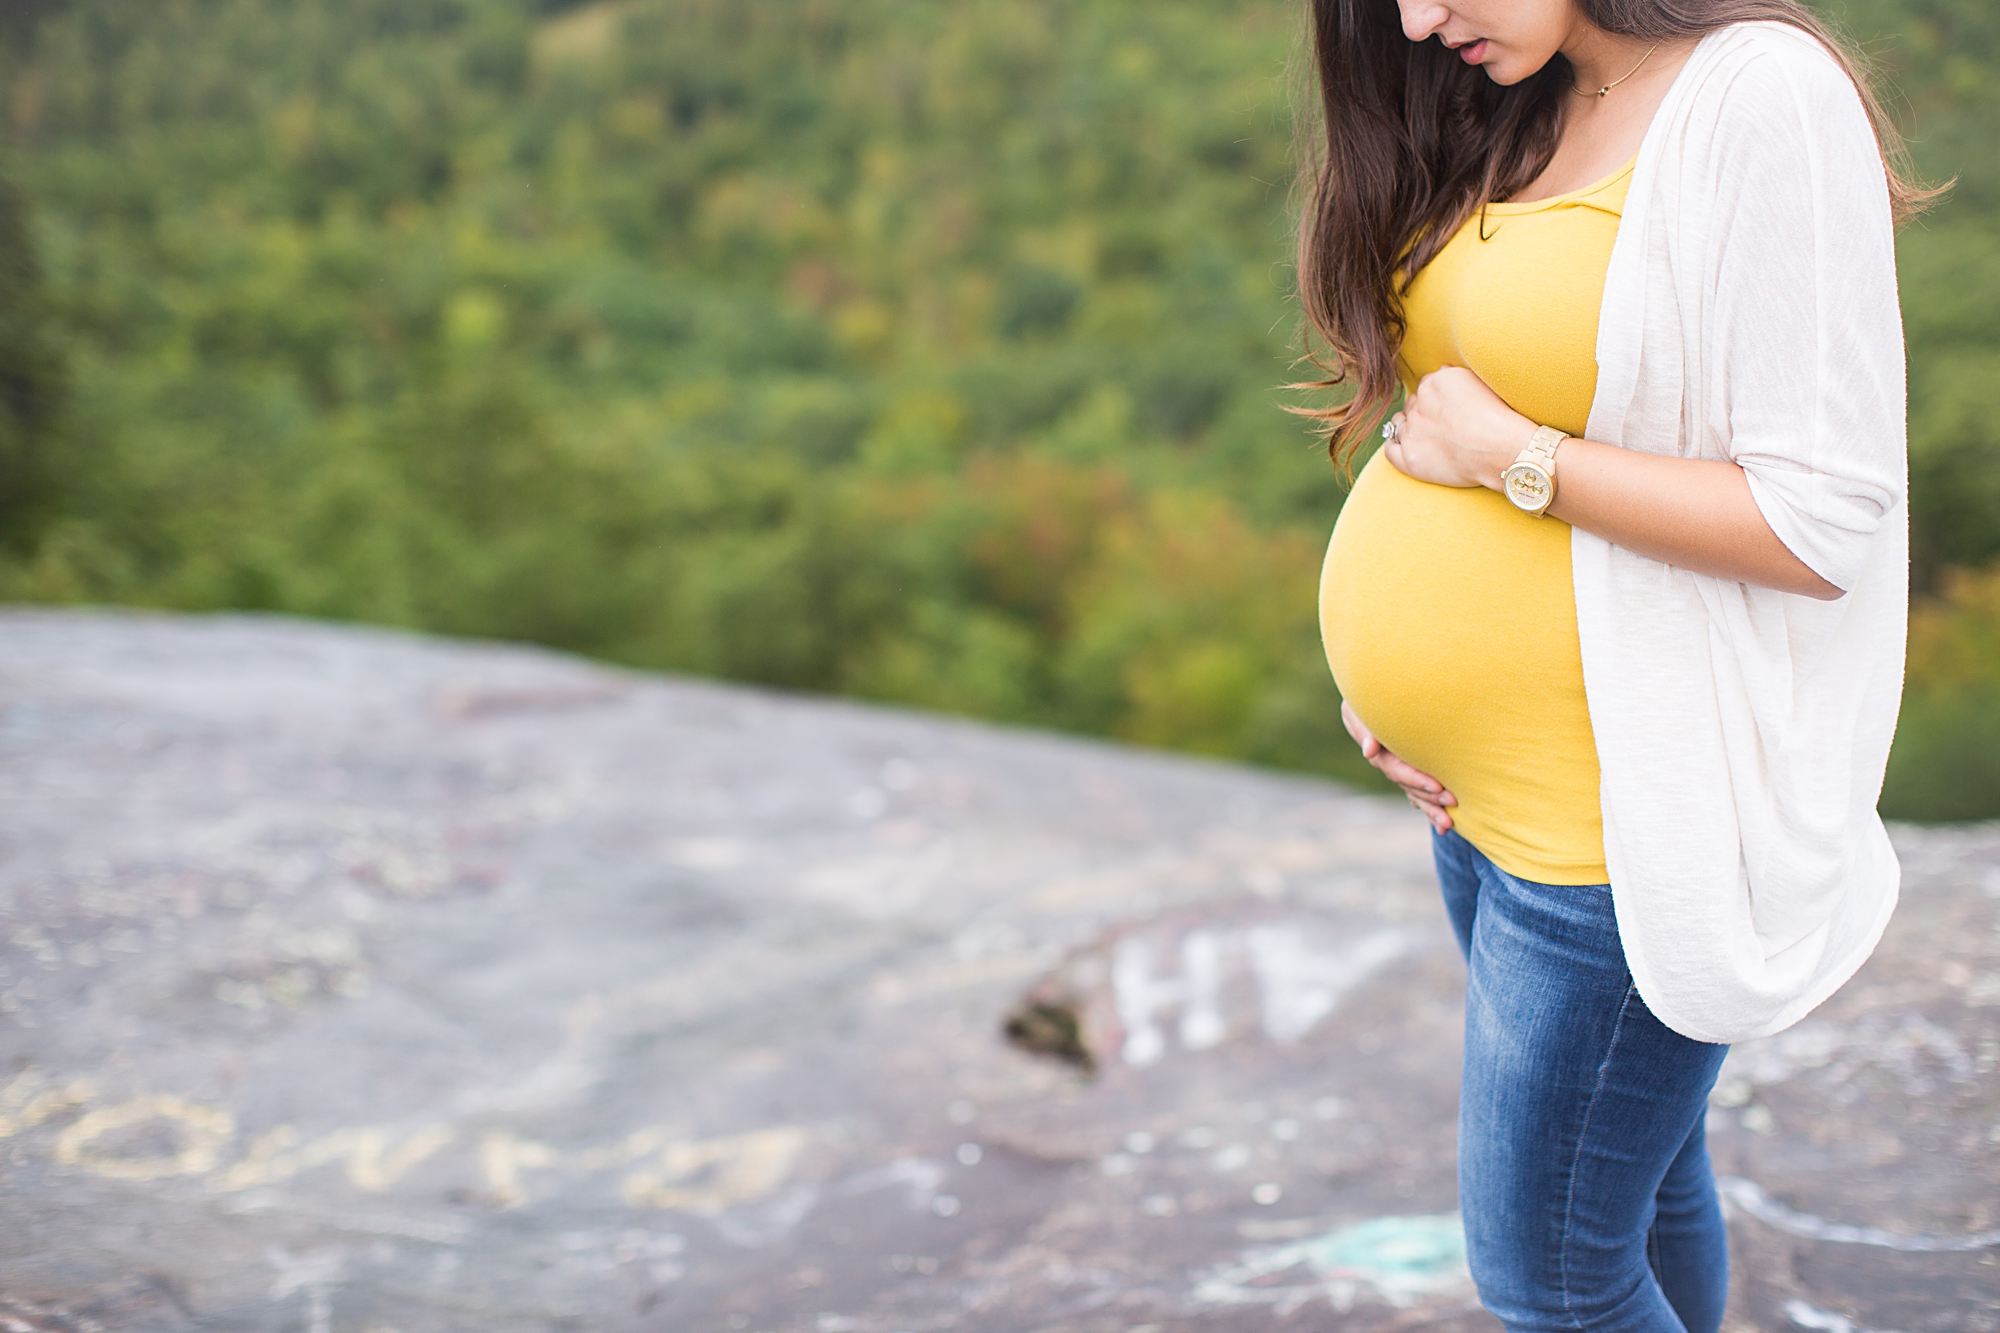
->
xmin=1738 ymin=453 xmax=1895 ymax=593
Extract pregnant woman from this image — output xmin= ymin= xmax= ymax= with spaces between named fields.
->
xmin=1299 ymin=1 xmax=1928 ymax=1330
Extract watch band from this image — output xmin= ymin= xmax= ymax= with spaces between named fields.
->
xmin=1521 ymin=424 xmax=1566 ymax=467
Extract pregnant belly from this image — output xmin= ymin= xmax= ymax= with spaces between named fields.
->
xmin=1319 ymin=451 xmax=1606 ymax=885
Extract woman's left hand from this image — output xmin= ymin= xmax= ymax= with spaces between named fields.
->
xmin=1381 ymin=366 xmax=1535 ymax=491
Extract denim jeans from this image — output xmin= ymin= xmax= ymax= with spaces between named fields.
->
xmin=1433 ymin=830 xmax=1732 ymax=1333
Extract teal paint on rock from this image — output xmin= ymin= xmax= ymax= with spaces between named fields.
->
xmin=1299 ymin=1213 xmax=1468 ymax=1278
xmin=1192 ymin=1212 xmax=1472 ymax=1313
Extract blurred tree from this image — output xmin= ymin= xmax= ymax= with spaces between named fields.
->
xmin=1882 ymin=557 xmax=2000 ymax=821
xmin=0 ymin=180 xmax=66 ymax=552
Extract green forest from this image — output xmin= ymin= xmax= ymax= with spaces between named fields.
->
xmin=1 ymin=0 xmax=1997 ymax=817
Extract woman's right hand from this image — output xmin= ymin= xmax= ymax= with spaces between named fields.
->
xmin=1341 ymin=699 xmax=1457 ymax=834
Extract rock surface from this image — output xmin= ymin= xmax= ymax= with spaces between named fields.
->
xmin=0 ymin=610 xmax=1994 ymax=1333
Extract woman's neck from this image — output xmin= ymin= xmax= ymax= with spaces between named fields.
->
xmin=1561 ymin=26 xmax=1677 ymax=98
xmin=1507 ymin=29 xmax=1698 ymax=203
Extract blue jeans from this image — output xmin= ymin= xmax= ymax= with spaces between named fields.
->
xmin=1434 ymin=830 xmax=1731 ymax=1333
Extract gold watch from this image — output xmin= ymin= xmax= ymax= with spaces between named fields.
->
xmin=1502 ymin=425 xmax=1567 ymax=517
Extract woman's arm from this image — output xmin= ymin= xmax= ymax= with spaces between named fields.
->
xmin=1384 ymin=365 xmax=1843 ymax=600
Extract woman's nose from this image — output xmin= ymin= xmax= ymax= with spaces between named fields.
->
xmin=1397 ymin=1 xmax=1453 ymax=42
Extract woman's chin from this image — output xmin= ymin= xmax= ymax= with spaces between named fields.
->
xmin=1478 ymin=56 xmax=1535 ymax=86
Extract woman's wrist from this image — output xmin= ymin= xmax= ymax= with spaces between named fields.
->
xmin=1476 ymin=410 xmax=1539 ymax=490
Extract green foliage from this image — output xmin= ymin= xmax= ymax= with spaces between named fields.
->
xmin=1880 ymin=690 xmax=2000 ymax=823
xmin=1835 ymin=0 xmax=2000 ymax=587
xmin=0 ymin=0 xmax=1375 ymax=784
xmin=1882 ymin=559 xmax=2000 ymax=821
xmin=0 ymin=0 xmax=1995 ymax=816
xmin=0 ymin=180 xmax=67 ymax=551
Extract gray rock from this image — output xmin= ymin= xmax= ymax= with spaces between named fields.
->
xmin=0 ymin=609 xmax=1993 ymax=1332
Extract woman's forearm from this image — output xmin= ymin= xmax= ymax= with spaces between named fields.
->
xmin=1542 ymin=438 xmax=1843 ymax=599
xmin=1388 ymin=365 xmax=1846 ymax=599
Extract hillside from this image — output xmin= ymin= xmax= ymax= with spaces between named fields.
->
xmin=0 ymin=0 xmax=1996 ymax=812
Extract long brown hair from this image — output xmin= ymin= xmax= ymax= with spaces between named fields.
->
xmin=1291 ymin=0 xmax=1942 ymax=466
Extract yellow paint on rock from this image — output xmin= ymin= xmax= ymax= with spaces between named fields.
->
xmin=56 ymin=1094 xmax=235 ymax=1181
xmin=29 ymin=1076 xmax=812 ymax=1215
xmin=621 ymin=1126 xmax=811 ymax=1215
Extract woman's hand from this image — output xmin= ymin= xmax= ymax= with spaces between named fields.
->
xmin=1341 ymin=699 xmax=1457 ymax=833
xmin=1380 ymin=365 xmax=1535 ymax=491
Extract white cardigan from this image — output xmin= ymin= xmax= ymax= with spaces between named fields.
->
xmin=1579 ymin=22 xmax=1907 ymax=1044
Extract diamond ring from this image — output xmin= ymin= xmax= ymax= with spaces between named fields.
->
xmin=1381 ymin=418 xmax=1401 ymax=445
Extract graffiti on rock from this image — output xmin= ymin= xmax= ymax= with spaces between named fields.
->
xmin=620 ymin=1126 xmax=810 ymax=1215
xmin=55 ymin=1093 xmax=236 ymax=1182
xmin=1192 ymin=1212 xmax=1471 ymax=1315
xmin=1783 ymin=1298 xmax=1906 ymax=1333
xmin=1113 ymin=923 xmax=1410 ymax=1067
xmin=1719 ymin=1177 xmax=2000 ymax=1253
xmin=224 ymin=1122 xmax=459 ymax=1194
xmin=5 ymin=1076 xmax=818 ymax=1228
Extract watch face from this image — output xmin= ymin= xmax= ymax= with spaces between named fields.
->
xmin=1504 ymin=462 xmax=1552 ymax=511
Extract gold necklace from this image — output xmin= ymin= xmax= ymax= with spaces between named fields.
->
xmin=1572 ymin=41 xmax=1661 ymax=98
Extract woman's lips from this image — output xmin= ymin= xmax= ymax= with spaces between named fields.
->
xmin=1458 ymin=38 xmax=1488 ymax=64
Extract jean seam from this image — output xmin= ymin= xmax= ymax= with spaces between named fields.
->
xmin=1558 ymin=979 xmax=1638 ymax=1331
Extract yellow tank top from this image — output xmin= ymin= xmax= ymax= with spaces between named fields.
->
xmin=1318 ymin=161 xmax=1633 ymax=886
